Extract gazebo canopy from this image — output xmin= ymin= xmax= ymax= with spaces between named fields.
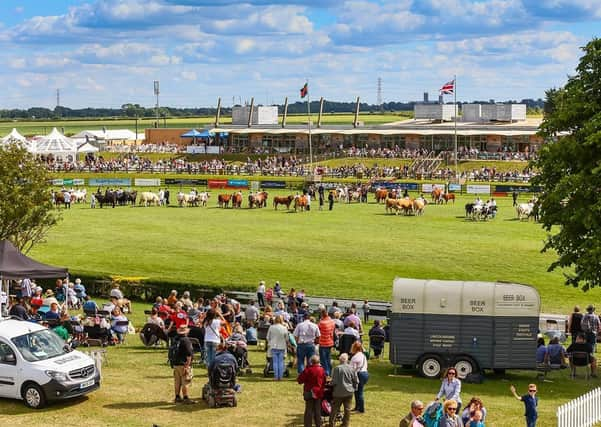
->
xmin=77 ymin=142 xmax=99 ymax=153
xmin=0 ymin=240 xmax=68 ymax=280
xmin=182 ymin=129 xmax=214 ymax=138
xmin=0 ymin=128 xmax=29 ymax=149
xmin=33 ymin=127 xmax=77 ymax=157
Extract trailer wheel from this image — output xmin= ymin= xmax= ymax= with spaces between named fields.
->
xmin=417 ymin=355 xmax=444 ymax=379
xmin=453 ymin=356 xmax=478 ymax=379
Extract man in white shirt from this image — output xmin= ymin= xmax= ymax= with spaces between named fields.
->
xmin=293 ymin=313 xmax=320 ymax=373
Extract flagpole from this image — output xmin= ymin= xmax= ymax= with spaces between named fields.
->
xmin=306 ymin=80 xmax=313 ymax=173
xmin=454 ymin=74 xmax=458 ymax=179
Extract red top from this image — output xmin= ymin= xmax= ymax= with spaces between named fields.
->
xmin=297 ymin=364 xmax=326 ymax=399
xmin=170 ymin=309 xmax=188 ymax=328
xmin=318 ymin=317 xmax=336 ymax=347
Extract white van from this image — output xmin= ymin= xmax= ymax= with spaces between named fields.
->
xmin=0 ymin=318 xmax=100 ymax=408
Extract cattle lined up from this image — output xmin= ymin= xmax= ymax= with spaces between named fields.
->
xmin=384 ymin=197 xmax=427 ymax=216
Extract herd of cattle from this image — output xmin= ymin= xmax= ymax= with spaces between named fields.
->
xmin=50 ymin=187 xmax=541 ymax=222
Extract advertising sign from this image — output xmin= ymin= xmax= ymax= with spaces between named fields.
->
xmin=164 ymin=178 xmax=207 ymax=186
xmin=89 ymin=178 xmax=131 ymax=187
xmin=135 ymin=179 xmax=161 ymax=187
xmin=260 ymin=181 xmax=287 ymax=189
xmin=448 ymin=184 xmax=461 ymax=192
xmin=466 ymin=184 xmax=491 ymax=194
xmin=422 ymin=183 xmax=446 ymax=193
xmin=495 ymin=185 xmax=541 ymax=193
xmin=227 ymin=179 xmax=248 ymax=188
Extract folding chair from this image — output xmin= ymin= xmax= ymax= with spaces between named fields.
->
xmin=569 ymin=351 xmax=591 ymax=379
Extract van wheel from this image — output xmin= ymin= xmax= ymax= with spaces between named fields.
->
xmin=22 ymin=383 xmax=46 ymax=409
xmin=453 ymin=356 xmax=478 ymax=379
xmin=417 ymin=355 xmax=444 ymax=379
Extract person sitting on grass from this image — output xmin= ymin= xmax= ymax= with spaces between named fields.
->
xmin=111 ymin=307 xmax=129 ymax=344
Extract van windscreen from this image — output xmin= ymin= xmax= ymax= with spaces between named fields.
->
xmin=11 ymin=329 xmax=67 ymax=362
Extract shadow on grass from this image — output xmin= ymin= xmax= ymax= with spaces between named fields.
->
xmin=104 ymin=399 xmax=213 ymax=412
xmin=0 ymin=395 xmax=90 ymax=415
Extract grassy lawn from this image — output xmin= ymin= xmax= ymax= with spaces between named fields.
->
xmin=0 ymin=112 xmax=413 ymax=137
xmin=0 ymin=302 xmax=597 ymax=427
xmin=2 ymin=191 xmax=600 ymax=426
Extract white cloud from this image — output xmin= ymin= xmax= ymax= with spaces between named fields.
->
xmin=180 ymin=70 xmax=197 ymax=80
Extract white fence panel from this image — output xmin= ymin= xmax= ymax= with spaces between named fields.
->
xmin=557 ymin=387 xmax=601 ymax=427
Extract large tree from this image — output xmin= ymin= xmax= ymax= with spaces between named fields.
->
xmin=0 ymin=144 xmax=60 ymax=253
xmin=533 ymin=38 xmax=601 ymax=290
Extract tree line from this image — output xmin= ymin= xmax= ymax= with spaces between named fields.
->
xmin=0 ymin=99 xmax=545 ymax=120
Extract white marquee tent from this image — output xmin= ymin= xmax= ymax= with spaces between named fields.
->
xmin=0 ymin=128 xmax=29 ymax=149
xmin=77 ymin=142 xmax=99 ymax=153
xmin=33 ymin=127 xmax=77 ymax=160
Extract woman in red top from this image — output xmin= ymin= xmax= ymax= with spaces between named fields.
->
xmin=298 ymin=354 xmax=327 ymax=427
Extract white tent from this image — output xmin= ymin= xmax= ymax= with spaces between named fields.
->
xmin=77 ymin=142 xmax=99 ymax=153
xmin=0 ymin=128 xmax=29 ymax=150
xmin=33 ymin=127 xmax=77 ymax=161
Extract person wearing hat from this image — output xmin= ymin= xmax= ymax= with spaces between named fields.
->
xmin=274 ymin=281 xmax=283 ymax=299
xmin=180 ymin=291 xmax=193 ymax=310
xmin=581 ymin=305 xmax=600 ymax=351
xmin=30 ymin=287 xmax=44 ymax=307
xmin=172 ymin=325 xmax=195 ymax=404
xmin=43 ymin=289 xmax=59 ymax=307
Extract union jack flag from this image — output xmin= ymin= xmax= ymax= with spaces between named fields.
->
xmin=439 ymin=79 xmax=455 ymax=95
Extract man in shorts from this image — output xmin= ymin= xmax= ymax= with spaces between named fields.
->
xmin=173 ymin=325 xmax=195 ymax=404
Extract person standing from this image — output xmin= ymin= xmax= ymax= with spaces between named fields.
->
xmin=63 ymin=190 xmax=71 ymax=209
xmin=512 ymin=190 xmax=519 ymax=207
xmin=20 ymin=278 xmax=33 ymax=303
xmin=257 ymin=280 xmax=266 ymax=307
xmin=437 ymin=399 xmax=463 ymax=427
xmin=510 ymin=384 xmax=538 ymax=427
xmin=158 ymin=188 xmax=165 ymax=206
xmin=318 ymin=184 xmax=325 ymax=211
xmin=330 ymin=353 xmax=358 ymax=427
xmin=435 ymin=368 xmax=462 ymax=412
xmin=568 ymin=305 xmax=583 ymax=344
xmin=164 ymin=188 xmax=170 ymax=206
xmin=267 ymin=315 xmax=289 ymax=381
xmin=581 ymin=305 xmax=600 ymax=351
xmin=172 ymin=325 xmax=195 ymax=404
xmin=203 ymin=309 xmax=225 ymax=367
xmin=328 ymin=191 xmax=335 ymax=210
xmin=294 ymin=313 xmax=321 ymax=373
xmin=318 ymin=309 xmax=336 ymax=376
xmin=362 ymin=300 xmax=370 ymax=323
xmin=399 ymin=400 xmax=425 ymax=427
xmin=298 ymin=355 xmax=326 ymax=427
xmin=350 ymin=341 xmax=369 ymax=413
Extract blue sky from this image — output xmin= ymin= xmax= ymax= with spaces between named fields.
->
xmin=0 ymin=0 xmax=599 ymax=109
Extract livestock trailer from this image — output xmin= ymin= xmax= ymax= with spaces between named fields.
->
xmin=389 ymin=278 xmax=540 ymax=379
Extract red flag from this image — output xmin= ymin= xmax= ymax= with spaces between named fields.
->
xmin=300 ymin=83 xmax=308 ymax=98
xmin=439 ymin=79 xmax=455 ymax=95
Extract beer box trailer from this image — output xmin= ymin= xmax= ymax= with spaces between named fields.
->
xmin=389 ymin=278 xmax=540 ymax=379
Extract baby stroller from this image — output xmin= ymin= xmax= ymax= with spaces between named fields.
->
xmin=321 ymin=383 xmax=342 ymax=425
xmin=202 ymin=363 xmax=238 ymax=408
xmin=227 ymin=340 xmax=252 ymax=375
xmin=263 ymin=348 xmax=290 ymax=378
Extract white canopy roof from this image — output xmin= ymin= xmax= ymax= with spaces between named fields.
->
xmin=1 ymin=128 xmax=29 ymax=149
xmin=77 ymin=142 xmax=99 ymax=153
xmin=33 ymin=128 xmax=77 ymax=156
xmin=72 ymin=129 xmax=136 ymax=141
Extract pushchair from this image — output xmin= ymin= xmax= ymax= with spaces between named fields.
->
xmin=263 ymin=348 xmax=290 ymax=378
xmin=227 ymin=340 xmax=252 ymax=375
xmin=321 ymin=383 xmax=342 ymax=425
xmin=202 ymin=363 xmax=238 ymax=408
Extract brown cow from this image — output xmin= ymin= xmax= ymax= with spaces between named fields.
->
xmin=442 ymin=193 xmax=455 ymax=204
xmin=385 ymin=198 xmax=401 ymax=214
xmin=294 ymin=195 xmax=308 ymax=212
xmin=232 ymin=192 xmax=243 ymax=208
xmin=375 ymin=189 xmax=388 ymax=203
xmin=251 ymin=191 xmax=268 ymax=208
xmin=431 ymin=188 xmax=443 ymax=202
xmin=273 ymin=195 xmax=294 ymax=210
xmin=413 ymin=198 xmax=426 ymax=216
xmin=218 ymin=193 xmax=231 ymax=208
xmin=398 ymin=198 xmax=414 ymax=215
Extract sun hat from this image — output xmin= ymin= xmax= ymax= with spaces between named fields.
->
xmin=45 ymin=289 xmax=54 ymax=297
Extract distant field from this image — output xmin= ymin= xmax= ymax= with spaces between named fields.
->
xmin=0 ymin=112 xmax=412 ymax=136
xmin=29 ymin=191 xmax=593 ymax=313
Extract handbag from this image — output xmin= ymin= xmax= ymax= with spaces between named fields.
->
xmin=184 ymin=366 xmax=194 ymax=382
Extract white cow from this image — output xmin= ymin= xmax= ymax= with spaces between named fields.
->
xmin=198 ymin=192 xmax=210 ymax=207
xmin=516 ymin=202 xmax=534 ymax=221
xmin=139 ymin=192 xmax=160 ymax=207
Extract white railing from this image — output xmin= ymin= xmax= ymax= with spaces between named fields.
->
xmin=557 ymin=387 xmax=601 ymax=427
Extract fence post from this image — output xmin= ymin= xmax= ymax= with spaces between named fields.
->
xmin=558 ymin=388 xmax=601 ymax=427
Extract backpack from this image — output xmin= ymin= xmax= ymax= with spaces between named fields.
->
xmin=582 ymin=314 xmax=596 ymax=333
xmin=168 ymin=337 xmax=181 ymax=368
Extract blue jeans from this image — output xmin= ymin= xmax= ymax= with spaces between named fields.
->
xmin=319 ymin=346 xmax=332 ymax=376
xmin=526 ymin=416 xmax=537 ymax=427
xmin=205 ymin=342 xmax=218 ymax=366
xmin=355 ymin=371 xmax=369 ymax=412
xmin=297 ymin=343 xmax=315 ymax=373
xmin=272 ymin=349 xmax=285 ymax=379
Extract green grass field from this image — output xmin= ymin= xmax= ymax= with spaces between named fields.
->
xmin=4 ymin=190 xmax=600 ymax=426
xmin=0 ymin=112 xmax=412 ymax=137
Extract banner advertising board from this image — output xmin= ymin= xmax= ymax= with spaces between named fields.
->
xmin=135 ymin=178 xmax=161 ymax=187
xmin=319 ymin=182 xmax=339 ymax=190
xmin=164 ymin=178 xmax=207 ymax=186
xmin=89 ymin=178 xmax=131 ymax=187
xmin=260 ymin=181 xmax=287 ymax=189
xmin=495 ymin=185 xmax=541 ymax=193
xmin=448 ymin=183 xmax=461 ymax=192
xmin=374 ymin=182 xmax=419 ymax=191
xmin=51 ymin=178 xmax=85 ymax=186
xmin=227 ymin=179 xmax=248 ymax=189
xmin=422 ymin=183 xmax=445 ymax=193
xmin=467 ymin=184 xmax=491 ymax=194
xmin=186 ymin=145 xmax=221 ymax=154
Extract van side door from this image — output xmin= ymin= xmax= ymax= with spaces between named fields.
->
xmin=0 ymin=341 xmax=19 ymax=399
